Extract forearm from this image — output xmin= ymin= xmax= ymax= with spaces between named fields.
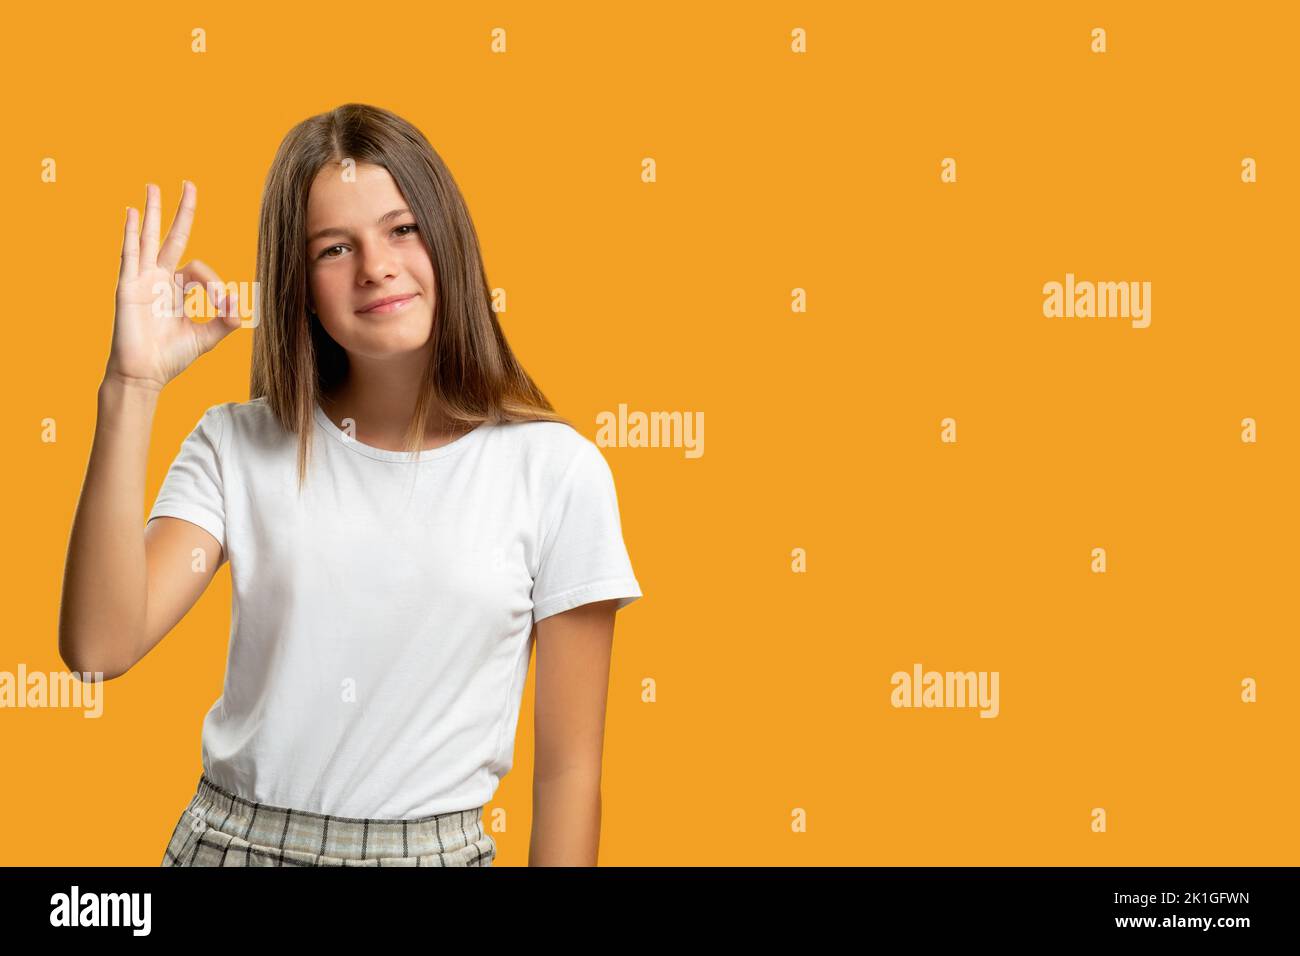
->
xmin=59 ymin=376 xmax=158 ymax=677
xmin=529 ymin=770 xmax=602 ymax=866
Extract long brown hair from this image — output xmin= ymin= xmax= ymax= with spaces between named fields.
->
xmin=250 ymin=103 xmax=569 ymax=486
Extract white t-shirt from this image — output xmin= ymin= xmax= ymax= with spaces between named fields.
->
xmin=147 ymin=396 xmax=642 ymax=819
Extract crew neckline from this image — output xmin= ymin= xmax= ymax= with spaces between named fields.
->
xmin=313 ymin=402 xmax=490 ymax=462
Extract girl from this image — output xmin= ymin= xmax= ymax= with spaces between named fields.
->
xmin=59 ymin=103 xmax=643 ymax=867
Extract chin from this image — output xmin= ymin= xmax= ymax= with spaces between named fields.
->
xmin=338 ymin=320 xmax=434 ymax=356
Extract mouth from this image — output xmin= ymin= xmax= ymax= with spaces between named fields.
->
xmin=357 ymin=293 xmax=418 ymax=314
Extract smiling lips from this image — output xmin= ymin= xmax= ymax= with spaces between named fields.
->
xmin=357 ymin=293 xmax=418 ymax=314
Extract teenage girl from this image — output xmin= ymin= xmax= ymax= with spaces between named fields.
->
xmin=59 ymin=103 xmax=643 ymax=867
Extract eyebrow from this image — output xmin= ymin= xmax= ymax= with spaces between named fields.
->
xmin=307 ymin=208 xmax=412 ymax=244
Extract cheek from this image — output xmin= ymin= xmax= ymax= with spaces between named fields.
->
xmin=310 ymin=269 xmax=348 ymax=310
xmin=407 ymin=250 xmax=436 ymax=291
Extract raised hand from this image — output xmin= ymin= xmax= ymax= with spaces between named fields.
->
xmin=105 ymin=182 xmax=241 ymax=391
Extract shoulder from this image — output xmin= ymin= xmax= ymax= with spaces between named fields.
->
xmin=494 ymin=417 xmax=601 ymax=459
xmin=194 ymin=396 xmax=269 ymax=425
xmin=492 ymin=419 xmax=614 ymax=485
xmin=222 ymin=395 xmax=272 ymax=422
xmin=494 ymin=418 xmax=588 ymax=453
xmin=192 ymin=396 xmax=290 ymax=452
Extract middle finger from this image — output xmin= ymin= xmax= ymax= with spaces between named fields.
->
xmin=157 ymin=180 xmax=197 ymax=276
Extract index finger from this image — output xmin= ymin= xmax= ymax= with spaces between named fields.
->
xmin=140 ymin=183 xmax=161 ymax=270
xmin=157 ymin=180 xmax=197 ymax=276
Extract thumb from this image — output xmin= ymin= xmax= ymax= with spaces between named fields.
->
xmin=177 ymin=259 xmax=242 ymax=354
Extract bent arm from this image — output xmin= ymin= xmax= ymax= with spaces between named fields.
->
xmin=58 ymin=376 xmax=221 ymax=680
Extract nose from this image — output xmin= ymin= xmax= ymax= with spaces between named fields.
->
xmin=355 ymin=242 xmax=398 ymax=285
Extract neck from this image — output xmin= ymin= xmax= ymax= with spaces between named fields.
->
xmin=320 ymin=347 xmax=461 ymax=450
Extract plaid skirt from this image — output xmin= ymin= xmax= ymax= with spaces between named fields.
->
xmin=162 ymin=773 xmax=496 ymax=867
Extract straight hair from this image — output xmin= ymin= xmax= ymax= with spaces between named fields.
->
xmin=250 ymin=102 xmax=569 ymax=487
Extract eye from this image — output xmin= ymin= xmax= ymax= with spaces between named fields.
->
xmin=315 ymin=224 xmax=417 ymax=261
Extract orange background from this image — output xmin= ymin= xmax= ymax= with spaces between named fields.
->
xmin=2 ymin=1 xmax=1296 ymax=865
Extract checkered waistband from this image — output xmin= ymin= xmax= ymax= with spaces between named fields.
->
xmin=186 ymin=773 xmax=490 ymax=865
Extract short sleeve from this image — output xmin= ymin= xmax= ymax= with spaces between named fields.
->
xmin=146 ymin=404 xmax=228 ymax=557
xmin=531 ymin=440 xmax=643 ymax=625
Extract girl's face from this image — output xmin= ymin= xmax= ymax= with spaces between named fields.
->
xmin=305 ymin=161 xmax=436 ymax=361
